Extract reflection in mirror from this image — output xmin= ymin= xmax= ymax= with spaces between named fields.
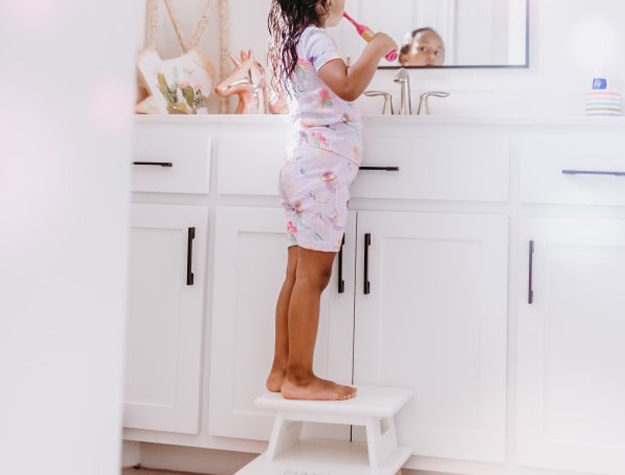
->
xmin=399 ymin=27 xmax=446 ymax=67
xmin=332 ymin=0 xmax=529 ymax=68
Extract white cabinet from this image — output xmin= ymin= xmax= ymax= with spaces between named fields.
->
xmin=207 ymin=206 xmax=355 ymax=441
xmin=353 ymin=211 xmax=509 ymax=463
xmin=518 ymin=136 xmax=625 ymax=206
xmin=206 ymin=125 xmax=510 ymax=467
xmin=516 ymin=218 xmax=625 ymax=474
xmin=207 ymin=207 xmax=509 ymax=464
xmin=124 ymin=203 xmax=209 ymax=433
xmin=514 ymin=131 xmax=625 ymax=475
xmin=123 ymin=124 xmax=212 ymax=435
xmin=125 ymin=116 xmax=625 ymax=475
xmin=351 ymin=135 xmax=509 ymax=202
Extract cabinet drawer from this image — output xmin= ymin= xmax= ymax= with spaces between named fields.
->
xmin=216 ymin=135 xmax=509 ymax=201
xmin=132 ymin=130 xmax=211 ymax=194
xmin=217 ymin=134 xmax=286 ymax=196
xmin=351 ymin=137 xmax=510 ymax=201
xmin=519 ymin=138 xmax=625 ymax=205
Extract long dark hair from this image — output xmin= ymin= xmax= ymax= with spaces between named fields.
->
xmin=267 ymin=0 xmax=329 ymax=96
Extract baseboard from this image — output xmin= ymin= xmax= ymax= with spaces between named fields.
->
xmin=127 ymin=441 xmax=451 ymax=475
xmin=137 ymin=443 xmax=257 ymax=475
xmin=121 ymin=441 xmax=141 ymax=468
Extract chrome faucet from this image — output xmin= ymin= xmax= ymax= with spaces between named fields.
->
xmin=365 ymin=70 xmax=449 ymax=116
xmin=364 ymin=90 xmax=395 ymax=115
xmin=416 ymin=91 xmax=450 ymax=115
xmin=393 ymin=68 xmax=412 ymax=115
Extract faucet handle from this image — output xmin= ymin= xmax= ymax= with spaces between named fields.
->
xmin=417 ymin=91 xmax=450 ymax=116
xmin=364 ymin=90 xmax=395 ymax=115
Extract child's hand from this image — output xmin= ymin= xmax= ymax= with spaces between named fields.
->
xmin=369 ymin=32 xmax=398 ymax=59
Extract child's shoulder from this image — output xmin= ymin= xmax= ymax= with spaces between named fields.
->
xmin=300 ymin=25 xmax=334 ymax=47
xmin=301 ymin=25 xmax=329 ymax=40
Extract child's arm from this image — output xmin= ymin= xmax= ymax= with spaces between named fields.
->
xmin=318 ymin=33 xmax=397 ymax=102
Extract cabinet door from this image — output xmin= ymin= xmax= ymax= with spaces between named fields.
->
xmin=353 ymin=211 xmax=508 ymax=464
xmin=208 ymin=207 xmax=355 ymax=441
xmin=123 ymin=204 xmax=208 ymax=434
xmin=517 ymin=217 xmax=625 ymax=474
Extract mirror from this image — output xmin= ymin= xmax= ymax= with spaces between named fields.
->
xmin=333 ymin=0 xmax=529 ymax=68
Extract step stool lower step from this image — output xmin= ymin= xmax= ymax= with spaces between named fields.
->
xmin=235 ymin=438 xmax=411 ymax=475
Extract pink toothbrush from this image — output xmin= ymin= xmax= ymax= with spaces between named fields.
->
xmin=343 ymin=11 xmax=398 ymax=62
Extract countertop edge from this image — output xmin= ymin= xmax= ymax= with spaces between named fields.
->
xmin=134 ymin=113 xmax=625 ymax=127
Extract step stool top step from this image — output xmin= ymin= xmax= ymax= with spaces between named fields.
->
xmin=255 ymin=386 xmax=413 ymax=418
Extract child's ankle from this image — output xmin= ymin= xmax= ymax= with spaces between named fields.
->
xmin=285 ymin=366 xmax=314 ymax=385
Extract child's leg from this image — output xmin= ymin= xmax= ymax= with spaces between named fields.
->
xmin=266 ymin=245 xmax=299 ymax=392
xmin=281 ymin=247 xmax=357 ymax=401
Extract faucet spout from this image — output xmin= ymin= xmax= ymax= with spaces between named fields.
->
xmin=393 ymin=68 xmax=412 ymax=115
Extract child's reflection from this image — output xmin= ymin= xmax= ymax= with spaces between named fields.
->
xmin=399 ymin=27 xmax=445 ymax=66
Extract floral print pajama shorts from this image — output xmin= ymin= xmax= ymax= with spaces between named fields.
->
xmin=279 ymin=131 xmax=360 ymax=253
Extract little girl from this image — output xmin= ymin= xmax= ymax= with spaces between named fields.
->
xmin=266 ymin=0 xmax=397 ymax=400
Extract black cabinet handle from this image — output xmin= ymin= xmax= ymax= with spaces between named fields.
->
xmin=186 ymin=227 xmax=195 ymax=286
xmin=562 ymin=169 xmax=625 ymax=177
xmin=528 ymin=240 xmax=534 ymax=304
xmin=337 ymin=235 xmax=346 ymax=294
xmin=359 ymin=166 xmax=400 ymax=172
xmin=133 ymin=161 xmax=173 ymax=167
xmin=364 ymin=233 xmax=371 ymax=295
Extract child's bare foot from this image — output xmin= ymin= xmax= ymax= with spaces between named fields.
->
xmin=266 ymin=368 xmax=285 ymax=392
xmin=281 ymin=375 xmax=357 ymax=401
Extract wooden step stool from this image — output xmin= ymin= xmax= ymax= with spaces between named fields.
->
xmin=235 ymin=386 xmax=413 ymax=475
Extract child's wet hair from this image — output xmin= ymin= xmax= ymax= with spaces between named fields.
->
xmin=268 ymin=0 xmax=331 ymax=96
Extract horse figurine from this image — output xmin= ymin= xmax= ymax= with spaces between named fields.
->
xmin=214 ymin=50 xmax=286 ymax=114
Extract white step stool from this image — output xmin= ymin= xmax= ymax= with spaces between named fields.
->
xmin=235 ymin=386 xmax=413 ymax=475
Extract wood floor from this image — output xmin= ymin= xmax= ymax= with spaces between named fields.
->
xmin=123 ymin=467 xmax=404 ymax=475
xmin=122 ymin=468 xmax=213 ymax=475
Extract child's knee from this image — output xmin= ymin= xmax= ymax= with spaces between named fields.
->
xmin=317 ymin=267 xmax=333 ymax=290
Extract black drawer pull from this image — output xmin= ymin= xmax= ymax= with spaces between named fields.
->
xmin=363 ymin=233 xmax=371 ymax=295
xmin=133 ymin=161 xmax=173 ymax=167
xmin=186 ymin=227 xmax=195 ymax=286
xmin=360 ymin=166 xmax=400 ymax=172
xmin=337 ymin=235 xmax=346 ymax=294
xmin=528 ymin=240 xmax=534 ymax=304
xmin=562 ymin=169 xmax=625 ymax=177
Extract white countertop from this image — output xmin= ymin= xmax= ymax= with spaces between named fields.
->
xmin=135 ymin=113 xmax=625 ymax=127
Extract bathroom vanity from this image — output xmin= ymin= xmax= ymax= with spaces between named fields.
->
xmin=123 ymin=114 xmax=625 ymax=475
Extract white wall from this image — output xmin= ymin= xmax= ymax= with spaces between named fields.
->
xmin=145 ymin=0 xmax=625 ymax=116
xmin=0 ymin=1 xmax=138 ymax=474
